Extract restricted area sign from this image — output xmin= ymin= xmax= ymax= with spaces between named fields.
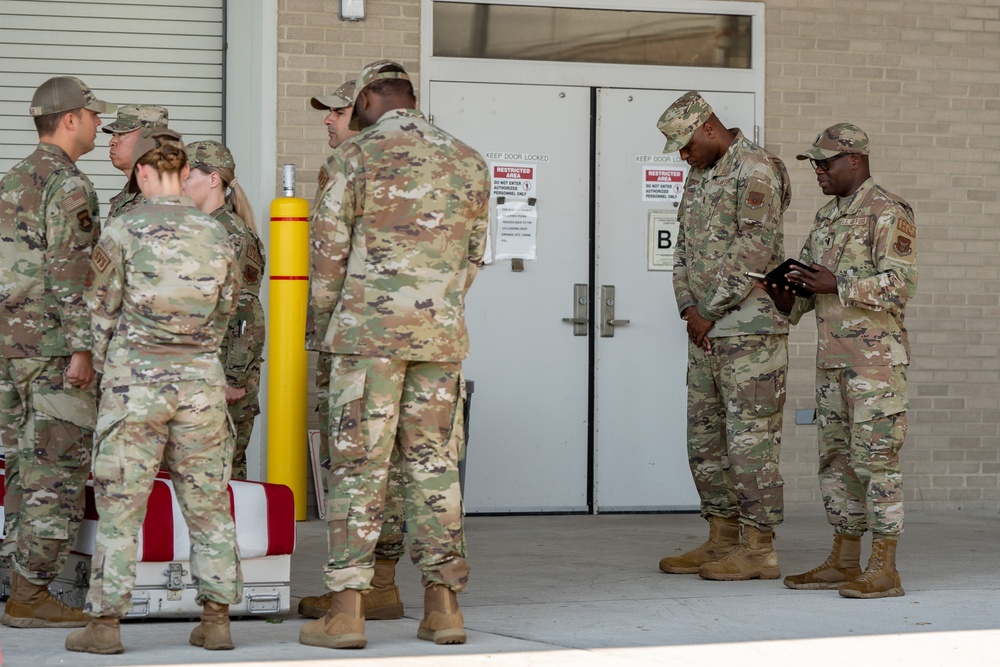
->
xmin=491 ymin=163 xmax=537 ymax=199
xmin=642 ymin=166 xmax=685 ymax=204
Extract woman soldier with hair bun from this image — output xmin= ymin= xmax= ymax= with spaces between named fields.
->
xmin=67 ymin=128 xmax=243 ymax=655
xmin=184 ymin=140 xmax=266 ymax=480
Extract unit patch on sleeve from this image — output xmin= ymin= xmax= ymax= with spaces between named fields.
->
xmin=747 ymin=191 xmax=765 ymax=209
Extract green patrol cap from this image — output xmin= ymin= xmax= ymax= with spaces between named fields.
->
xmin=311 ymin=80 xmax=356 ymax=111
xmin=29 ymin=76 xmax=115 ymax=117
xmin=657 ymin=91 xmax=713 ymax=154
xmin=128 ymin=128 xmax=185 ymax=192
xmin=796 ymin=123 xmax=870 ymax=160
xmin=102 ymin=105 xmax=169 ymax=134
xmin=348 ymin=60 xmax=410 ymax=130
xmin=186 ymin=140 xmax=235 ymax=172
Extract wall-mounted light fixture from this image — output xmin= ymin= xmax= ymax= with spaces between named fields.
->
xmin=339 ymin=0 xmax=366 ymax=21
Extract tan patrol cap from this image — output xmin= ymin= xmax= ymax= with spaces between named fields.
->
xmin=656 ymin=91 xmax=713 ymax=154
xmin=796 ymin=123 xmax=870 ymax=160
xmin=127 ymin=128 xmax=185 ymax=193
xmin=103 ymin=105 xmax=169 ymax=134
xmin=29 ymin=76 xmax=115 ymax=117
xmin=348 ymin=60 xmax=410 ymax=130
xmin=311 ymin=80 xmax=356 ymax=111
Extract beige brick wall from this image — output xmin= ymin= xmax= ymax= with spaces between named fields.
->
xmin=277 ymin=0 xmax=420 ymax=203
xmin=762 ymin=0 xmax=1000 ymax=512
xmin=275 ymin=0 xmax=1000 ymax=513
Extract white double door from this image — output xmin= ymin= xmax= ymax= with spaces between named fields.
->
xmin=428 ymin=82 xmax=754 ymax=512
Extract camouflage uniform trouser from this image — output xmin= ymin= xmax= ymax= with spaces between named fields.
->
xmin=687 ymin=334 xmax=787 ymax=528
xmin=324 ymin=354 xmax=468 ymax=593
xmin=85 ymin=380 xmax=243 ymax=617
xmin=816 ymin=365 xmax=907 ymax=538
xmin=0 ymin=356 xmax=95 ymax=585
xmin=227 ymin=363 xmax=260 ymax=481
xmin=316 ymin=351 xmax=404 ymax=560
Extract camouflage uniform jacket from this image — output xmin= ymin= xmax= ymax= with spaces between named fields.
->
xmin=86 ymin=194 xmax=239 ymax=388
xmin=0 ymin=141 xmax=100 ymax=358
xmin=309 ymin=108 xmax=490 ymax=362
xmin=673 ymin=130 xmax=791 ymax=337
xmin=213 ymin=203 xmax=265 ymax=390
xmin=789 ymin=177 xmax=917 ymax=368
xmin=107 ymin=186 xmax=146 ymax=222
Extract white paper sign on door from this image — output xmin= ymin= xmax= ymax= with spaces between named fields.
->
xmin=491 ymin=164 xmax=537 ymax=199
xmin=494 ymin=201 xmax=538 ymax=260
xmin=648 ymin=209 xmax=680 ymax=271
xmin=642 ymin=166 xmax=685 ymax=204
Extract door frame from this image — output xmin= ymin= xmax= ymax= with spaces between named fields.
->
xmin=421 ymin=0 xmax=767 ymax=514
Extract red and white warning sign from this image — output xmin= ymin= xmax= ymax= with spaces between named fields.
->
xmin=491 ymin=163 xmax=537 ymax=199
xmin=642 ymin=166 xmax=686 ymax=203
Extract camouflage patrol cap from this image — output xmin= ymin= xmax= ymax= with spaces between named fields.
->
xmin=657 ymin=91 xmax=714 ymax=154
xmin=186 ymin=140 xmax=235 ymax=172
xmin=796 ymin=123 xmax=870 ymax=160
xmin=348 ymin=60 xmax=410 ymax=130
xmin=311 ymin=80 xmax=356 ymax=111
xmin=102 ymin=105 xmax=169 ymax=134
xmin=29 ymin=76 xmax=115 ymax=117
xmin=128 ymin=128 xmax=186 ymax=192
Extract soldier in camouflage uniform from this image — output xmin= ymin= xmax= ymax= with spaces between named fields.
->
xmin=299 ymin=79 xmax=406 ymax=623
xmin=66 ymin=129 xmax=242 ymax=655
xmin=766 ymin=124 xmax=916 ymax=599
xmin=184 ymin=140 xmax=265 ymax=481
xmin=301 ymin=60 xmax=488 ymax=650
xmin=657 ymin=91 xmax=791 ymax=582
xmin=0 ymin=76 xmax=113 ymax=629
xmin=103 ymin=105 xmax=169 ymax=221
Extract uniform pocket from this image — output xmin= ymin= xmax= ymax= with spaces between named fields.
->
xmin=733 ymin=342 xmax=787 ymax=419
xmin=327 ymin=368 xmax=367 ymax=465
xmin=850 ymin=367 xmax=908 ymax=423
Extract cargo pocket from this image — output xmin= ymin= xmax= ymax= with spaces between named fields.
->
xmin=32 ymin=385 xmax=97 ymax=432
xmin=326 ymin=369 xmax=367 ymax=467
xmin=852 ymin=367 xmax=907 ymax=424
xmin=733 ymin=343 xmax=788 ymax=419
xmin=444 ymin=374 xmax=467 ymax=464
xmin=91 ymin=409 xmax=129 ymax=489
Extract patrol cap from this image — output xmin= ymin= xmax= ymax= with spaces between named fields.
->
xmin=796 ymin=123 xmax=870 ymax=160
xmin=348 ymin=60 xmax=410 ymax=130
xmin=29 ymin=76 xmax=115 ymax=117
xmin=186 ymin=140 xmax=235 ymax=172
xmin=657 ymin=91 xmax=713 ymax=154
xmin=127 ymin=128 xmax=185 ymax=192
xmin=102 ymin=105 xmax=169 ymax=134
xmin=311 ymin=80 xmax=356 ymax=111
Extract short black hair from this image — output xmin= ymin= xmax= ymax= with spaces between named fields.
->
xmin=366 ymin=63 xmax=414 ymax=99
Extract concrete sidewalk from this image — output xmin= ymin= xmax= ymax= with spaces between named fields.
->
xmin=1 ymin=510 xmax=998 ymax=666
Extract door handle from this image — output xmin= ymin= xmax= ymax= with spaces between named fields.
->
xmin=563 ymin=283 xmax=588 ymax=336
xmin=600 ymin=285 xmax=629 ymax=337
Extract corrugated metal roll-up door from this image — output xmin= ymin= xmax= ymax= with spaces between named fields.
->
xmin=0 ymin=0 xmax=224 ymax=218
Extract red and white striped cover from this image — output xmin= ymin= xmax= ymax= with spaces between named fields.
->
xmin=1 ymin=462 xmax=295 ymax=561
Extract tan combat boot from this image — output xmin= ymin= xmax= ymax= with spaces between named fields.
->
xmin=366 ymin=558 xmax=404 ymax=620
xmin=784 ymin=533 xmax=862 ymax=590
xmin=1 ymin=572 xmax=89 ymax=628
xmin=840 ymin=536 xmax=905 ymax=599
xmin=299 ymin=589 xmax=366 ymax=649
xmin=297 ymin=559 xmax=404 ymax=621
xmin=65 ymin=616 xmax=124 ymax=654
xmin=658 ymin=516 xmax=740 ymax=574
xmin=417 ymin=584 xmax=465 ymax=645
xmin=699 ymin=524 xmax=780 ymax=581
xmin=297 ymin=591 xmax=333 ymax=619
xmin=189 ymin=600 xmax=234 ymax=650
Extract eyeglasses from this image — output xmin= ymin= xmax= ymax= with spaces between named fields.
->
xmin=808 ymin=154 xmax=849 ymax=172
